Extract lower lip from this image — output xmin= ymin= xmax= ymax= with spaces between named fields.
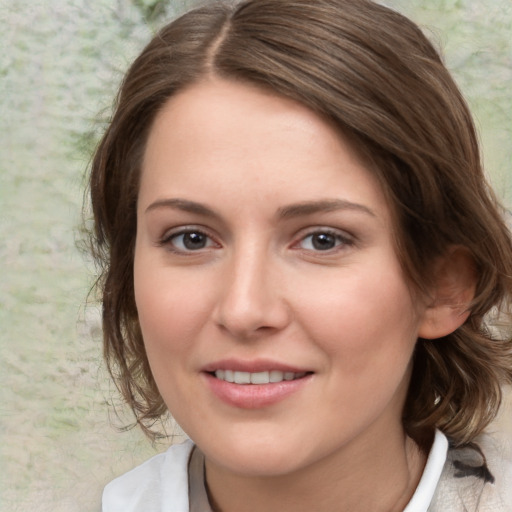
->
xmin=203 ymin=373 xmax=312 ymax=409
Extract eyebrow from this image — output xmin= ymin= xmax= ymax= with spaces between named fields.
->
xmin=145 ymin=197 xmax=375 ymax=219
xmin=145 ymin=198 xmax=220 ymax=219
xmin=277 ymin=199 xmax=375 ymax=219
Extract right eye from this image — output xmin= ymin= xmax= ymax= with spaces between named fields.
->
xmin=161 ymin=229 xmax=218 ymax=253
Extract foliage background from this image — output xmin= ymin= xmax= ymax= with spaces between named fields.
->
xmin=1 ymin=0 xmax=510 ymax=510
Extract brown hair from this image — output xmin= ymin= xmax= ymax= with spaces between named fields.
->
xmin=89 ymin=0 xmax=512 ymax=445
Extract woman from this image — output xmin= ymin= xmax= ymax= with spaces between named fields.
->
xmin=89 ymin=0 xmax=512 ymax=510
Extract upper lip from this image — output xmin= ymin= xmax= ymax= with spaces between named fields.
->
xmin=202 ymin=358 xmax=312 ymax=374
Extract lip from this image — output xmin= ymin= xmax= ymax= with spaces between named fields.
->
xmin=202 ymin=359 xmax=313 ymax=409
xmin=202 ymin=358 xmax=310 ymax=374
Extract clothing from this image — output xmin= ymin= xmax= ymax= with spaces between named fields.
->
xmin=102 ymin=431 xmax=512 ymax=511
xmin=429 ymin=434 xmax=512 ymax=511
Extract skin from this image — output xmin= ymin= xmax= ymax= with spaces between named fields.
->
xmin=134 ymin=78 xmax=433 ymax=511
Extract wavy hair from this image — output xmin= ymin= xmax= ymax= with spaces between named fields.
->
xmin=88 ymin=0 xmax=512 ymax=445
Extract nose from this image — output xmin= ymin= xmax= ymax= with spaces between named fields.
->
xmin=213 ymin=246 xmax=291 ymax=339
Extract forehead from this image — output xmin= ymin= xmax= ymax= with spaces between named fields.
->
xmin=144 ymin=78 xmax=347 ymax=172
xmin=139 ymin=78 xmax=391 ymax=227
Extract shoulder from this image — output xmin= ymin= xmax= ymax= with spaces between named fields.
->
xmin=430 ymin=432 xmax=512 ymax=512
xmin=477 ymin=433 xmax=512 ymax=510
xmin=102 ymin=439 xmax=194 ymax=512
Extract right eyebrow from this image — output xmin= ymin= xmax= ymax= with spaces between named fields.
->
xmin=277 ymin=199 xmax=376 ymax=219
xmin=144 ymin=198 xmax=220 ymax=220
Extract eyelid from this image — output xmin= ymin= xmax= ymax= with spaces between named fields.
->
xmin=158 ymin=225 xmax=221 ymax=253
xmin=291 ymin=226 xmax=355 ymax=252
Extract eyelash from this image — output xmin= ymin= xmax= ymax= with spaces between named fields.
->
xmin=159 ymin=227 xmax=219 ymax=254
xmin=292 ymin=228 xmax=354 ymax=254
xmin=158 ymin=226 xmax=354 ymax=255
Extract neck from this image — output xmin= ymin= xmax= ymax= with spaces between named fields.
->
xmin=204 ymin=427 xmax=428 ymax=512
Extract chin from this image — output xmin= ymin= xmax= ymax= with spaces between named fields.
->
xmin=196 ymin=429 xmax=318 ymax=478
xmin=211 ymin=449 xmax=307 ymax=477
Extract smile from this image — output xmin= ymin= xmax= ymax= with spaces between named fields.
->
xmin=214 ymin=369 xmax=308 ymax=384
xmin=204 ymin=363 xmax=313 ymax=409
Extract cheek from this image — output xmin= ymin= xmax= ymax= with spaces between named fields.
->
xmin=135 ymin=274 xmax=208 ymax=355
xmin=133 ymin=263 xmax=213 ymax=416
xmin=294 ymin=260 xmax=421 ymax=372
xmin=133 ymin=249 xmax=203 ymax=355
xmin=299 ymin=270 xmax=420 ymax=423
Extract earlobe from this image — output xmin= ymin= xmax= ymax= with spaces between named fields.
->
xmin=418 ymin=246 xmax=477 ymax=340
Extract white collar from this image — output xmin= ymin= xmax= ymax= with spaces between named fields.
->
xmin=404 ymin=430 xmax=448 ymax=512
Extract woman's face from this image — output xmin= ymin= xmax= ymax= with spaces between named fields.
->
xmin=134 ymin=78 xmax=429 ymax=477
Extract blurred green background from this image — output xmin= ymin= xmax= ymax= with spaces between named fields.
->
xmin=1 ymin=1 xmax=511 ymax=510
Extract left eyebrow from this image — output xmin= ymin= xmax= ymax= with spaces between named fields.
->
xmin=144 ymin=198 xmax=220 ymax=220
xmin=277 ymin=199 xmax=376 ymax=219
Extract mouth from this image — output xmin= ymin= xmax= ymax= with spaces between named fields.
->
xmin=211 ymin=369 xmax=309 ymax=385
xmin=202 ymin=360 xmax=313 ymax=408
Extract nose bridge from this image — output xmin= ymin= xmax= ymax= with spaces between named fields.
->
xmin=215 ymin=237 xmax=288 ymax=337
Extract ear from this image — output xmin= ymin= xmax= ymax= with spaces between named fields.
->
xmin=418 ymin=246 xmax=477 ymax=340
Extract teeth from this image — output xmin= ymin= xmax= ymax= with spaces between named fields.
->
xmin=269 ymin=370 xmax=284 ymax=383
xmin=251 ymin=371 xmax=269 ymax=384
xmin=214 ymin=369 xmax=307 ymax=384
xmin=234 ymin=371 xmax=251 ymax=384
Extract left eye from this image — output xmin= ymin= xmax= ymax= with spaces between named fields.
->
xmin=298 ymin=231 xmax=350 ymax=251
xmin=167 ymin=230 xmax=216 ymax=251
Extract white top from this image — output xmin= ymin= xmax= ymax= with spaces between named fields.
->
xmin=103 ymin=430 xmax=511 ymax=511
xmin=403 ymin=430 xmax=448 ymax=511
xmin=103 ymin=440 xmax=192 ymax=512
